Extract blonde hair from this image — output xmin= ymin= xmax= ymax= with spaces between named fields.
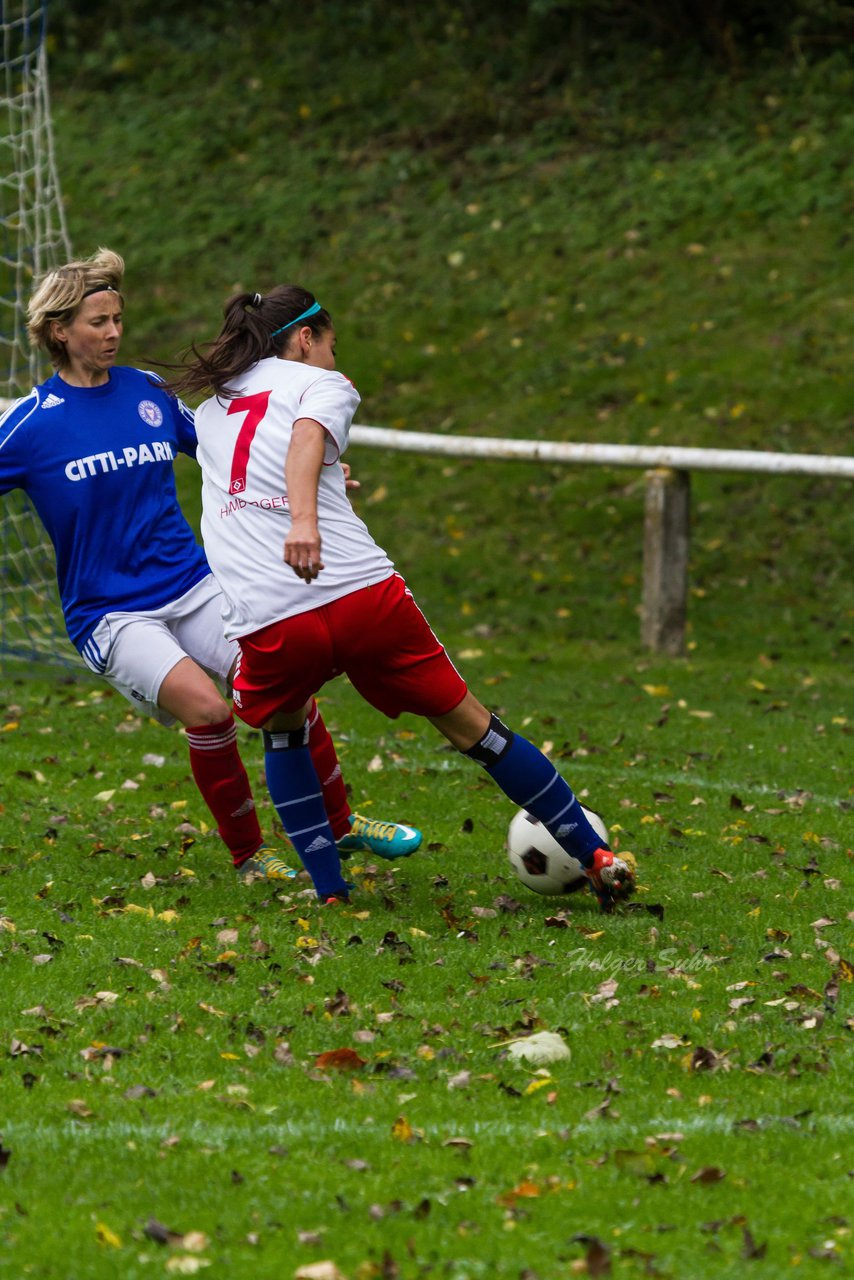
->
xmin=27 ymin=247 xmax=125 ymax=368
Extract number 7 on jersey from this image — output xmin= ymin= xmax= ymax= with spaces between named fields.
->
xmin=227 ymin=391 xmax=271 ymax=495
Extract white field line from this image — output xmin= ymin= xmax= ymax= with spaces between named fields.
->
xmin=428 ymin=752 xmax=847 ymax=809
xmin=559 ymin=764 xmax=849 ymax=810
xmin=3 ymin=1113 xmax=852 ymax=1147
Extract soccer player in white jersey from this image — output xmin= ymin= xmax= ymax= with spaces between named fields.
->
xmin=0 ymin=248 xmax=421 ymax=880
xmin=170 ymin=285 xmax=636 ymax=910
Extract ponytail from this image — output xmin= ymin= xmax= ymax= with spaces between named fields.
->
xmin=166 ymin=286 xmax=331 ymax=400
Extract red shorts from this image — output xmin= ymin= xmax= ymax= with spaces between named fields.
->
xmin=231 ymin=573 xmax=468 ymax=728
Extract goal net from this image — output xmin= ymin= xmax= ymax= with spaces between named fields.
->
xmin=1 ymin=0 xmax=76 ymax=667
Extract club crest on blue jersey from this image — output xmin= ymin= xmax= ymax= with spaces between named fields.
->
xmin=138 ymin=399 xmax=163 ymax=428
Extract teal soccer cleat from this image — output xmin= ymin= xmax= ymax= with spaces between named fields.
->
xmin=336 ymin=813 xmax=422 ymax=860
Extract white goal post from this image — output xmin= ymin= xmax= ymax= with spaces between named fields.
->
xmin=1 ymin=0 xmax=74 ymax=669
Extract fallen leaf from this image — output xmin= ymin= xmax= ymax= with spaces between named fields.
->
xmin=651 ymin=1034 xmax=690 ymax=1050
xmin=496 ymin=1180 xmax=541 ymax=1206
xmin=66 ymin=1099 xmax=94 ymax=1119
xmin=314 ymin=1048 xmax=366 ymax=1072
xmin=391 ymin=1115 xmax=421 ymax=1143
xmin=741 ymin=1227 xmax=768 ymax=1260
xmin=293 ymin=1262 xmax=348 ymax=1280
xmin=570 ymin=1234 xmax=612 ymax=1277
xmin=691 ymin=1166 xmax=727 ymax=1184
xmin=504 ymin=1031 xmax=571 ymax=1065
xmin=198 ymin=1003 xmax=226 ymax=1018
xmin=95 ymin=1222 xmax=122 ymax=1249
xmin=181 ymin=1232 xmax=210 ymax=1253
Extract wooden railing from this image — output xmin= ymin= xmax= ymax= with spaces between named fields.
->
xmin=349 ymin=426 xmax=854 ymax=655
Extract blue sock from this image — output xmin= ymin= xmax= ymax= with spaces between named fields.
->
xmin=464 ymin=715 xmax=606 ymax=866
xmin=263 ymin=726 xmax=351 ymax=899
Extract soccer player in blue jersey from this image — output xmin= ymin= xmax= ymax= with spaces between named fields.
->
xmin=0 ymin=247 xmax=420 ymax=880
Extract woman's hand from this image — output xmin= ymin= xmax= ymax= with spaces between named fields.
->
xmin=284 ymin=516 xmax=324 ymax=581
xmin=341 ymin=461 xmax=360 ymax=492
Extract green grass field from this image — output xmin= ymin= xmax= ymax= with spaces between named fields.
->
xmin=2 ymin=5 xmax=853 ymax=1276
xmin=2 ymin=610 xmax=851 ymax=1278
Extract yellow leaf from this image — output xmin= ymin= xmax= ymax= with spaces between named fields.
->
xmin=642 ymin=684 xmax=670 ymax=697
xmin=94 ymin=790 xmax=115 ymax=802
xmin=296 ymin=936 xmax=319 ymax=949
xmin=409 ymin=927 xmax=430 ymax=938
xmin=220 ymin=1053 xmax=240 ymax=1061
xmin=2 ymin=721 xmax=20 ymax=731
xmin=123 ymin=903 xmax=154 ymax=918
xmin=157 ymin=910 xmax=181 ymax=923
xmin=524 ymin=1077 xmax=554 ymax=1095
xmin=96 ymin=1222 xmax=122 ymax=1249
xmin=198 ymin=1002 xmax=226 ymax=1018
xmin=391 ymin=1115 xmax=421 ymax=1143
xmin=170 ymin=800 xmax=188 ymax=811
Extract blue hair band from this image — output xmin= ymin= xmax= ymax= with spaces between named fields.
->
xmin=270 ymin=300 xmax=322 ymax=339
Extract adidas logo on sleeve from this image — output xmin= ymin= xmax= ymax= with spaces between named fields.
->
xmin=41 ymin=393 xmax=65 ymax=409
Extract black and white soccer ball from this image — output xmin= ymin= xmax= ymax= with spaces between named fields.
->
xmin=506 ymin=806 xmax=609 ymax=896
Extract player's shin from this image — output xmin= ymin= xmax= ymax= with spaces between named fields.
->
xmin=263 ymin=725 xmax=351 ymax=899
xmin=463 ymin=714 xmax=606 ymax=865
xmin=306 ymin=697 xmax=352 ymax=839
xmin=186 ymin=716 xmax=264 ymax=865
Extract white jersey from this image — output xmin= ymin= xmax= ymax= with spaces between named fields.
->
xmin=195 ymin=356 xmax=394 ymax=639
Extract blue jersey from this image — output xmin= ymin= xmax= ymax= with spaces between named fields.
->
xmin=0 ymin=367 xmax=209 ymax=652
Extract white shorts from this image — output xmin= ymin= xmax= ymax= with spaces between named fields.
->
xmin=81 ymin=574 xmax=238 ymax=727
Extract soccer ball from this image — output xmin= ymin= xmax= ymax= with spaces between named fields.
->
xmin=506 ymin=806 xmax=610 ymax=896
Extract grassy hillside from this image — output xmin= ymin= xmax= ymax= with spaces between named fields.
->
xmin=44 ymin=11 xmax=853 ymax=671
xmin=49 ymin=10 xmax=852 ymax=447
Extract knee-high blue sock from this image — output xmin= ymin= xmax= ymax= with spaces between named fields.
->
xmin=464 ymin=715 xmax=607 ymax=865
xmin=263 ymin=726 xmax=351 ymax=899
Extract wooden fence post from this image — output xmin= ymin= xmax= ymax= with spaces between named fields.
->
xmin=641 ymin=467 xmax=690 ymax=656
